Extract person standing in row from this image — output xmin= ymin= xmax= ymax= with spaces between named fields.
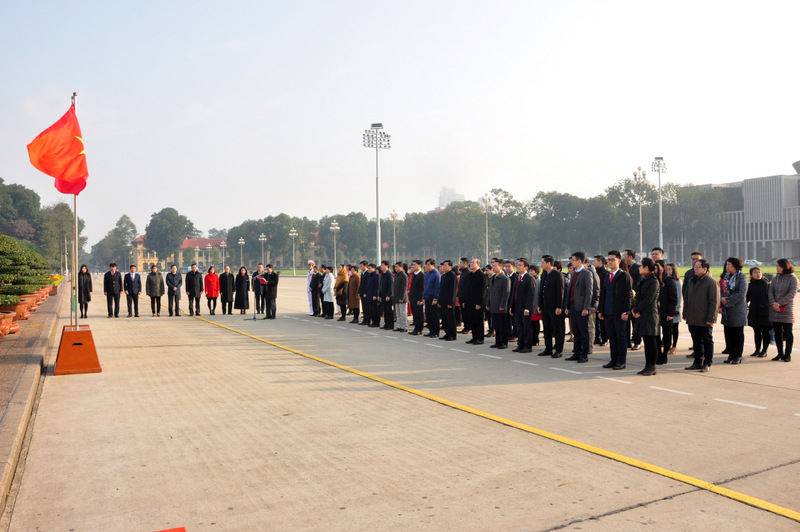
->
xmin=684 ymin=259 xmax=719 ymax=372
xmin=465 ymin=258 xmax=486 ymax=345
xmin=185 ymin=263 xmax=203 ymax=316
xmin=393 ymin=262 xmax=409 ymax=332
xmin=219 ymin=265 xmax=235 ymax=315
xmin=657 ymin=260 xmax=678 ymax=365
xmin=423 ymin=259 xmax=440 ymax=337
xmin=320 ymin=265 xmax=334 ymax=319
xmin=720 ymin=257 xmax=747 ymax=365
xmin=146 ymin=265 xmax=165 ymax=317
xmin=334 ymin=264 xmax=349 ymax=321
xmin=252 ymin=263 xmax=266 ymax=315
xmin=665 ymin=263 xmax=682 ymax=355
xmin=77 ymin=264 xmax=92 ymax=319
xmin=347 ymin=265 xmax=361 ymax=323
xmin=358 ymin=262 xmax=372 ymax=325
xmin=565 ymin=252 xmax=592 ymax=363
xmin=306 ymin=260 xmax=316 ymax=315
xmin=234 ymin=267 xmax=250 ymax=314
xmin=539 ymin=255 xmax=565 ymax=358
xmin=510 ymin=258 xmax=534 ymax=353
xmin=204 ymin=266 xmax=220 ymax=315
xmin=599 ymin=250 xmax=632 ymax=370
xmin=166 ymin=264 xmax=182 ymax=317
xmin=487 ymin=258 xmax=511 ymax=349
xmin=104 ymin=262 xmax=123 ymax=318
xmin=631 ymin=258 xmax=660 ymax=376
xmin=438 ymin=260 xmax=458 ymax=341
xmin=264 ymin=264 xmax=279 ymax=319
xmin=769 ymin=258 xmax=797 ymax=362
xmin=746 ymin=267 xmax=771 ymax=357
xmin=377 ymin=261 xmax=393 ymax=329
xmin=408 ymin=260 xmax=426 ymax=335
xmin=124 ymin=264 xmax=142 ymax=318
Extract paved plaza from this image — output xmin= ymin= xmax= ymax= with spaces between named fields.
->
xmin=2 ymin=276 xmax=799 ymax=531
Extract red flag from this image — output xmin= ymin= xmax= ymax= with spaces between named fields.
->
xmin=27 ymin=104 xmax=89 ymax=195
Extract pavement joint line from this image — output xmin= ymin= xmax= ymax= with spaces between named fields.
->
xmin=476 ymin=353 xmax=502 ymax=359
xmin=366 ymin=332 xmax=379 ymax=336
xmin=384 ymin=336 xmax=398 ymax=339
xmin=512 ymin=360 xmax=539 ymax=366
xmin=450 ymin=349 xmax=471 ymax=353
xmin=188 ymin=314 xmax=800 ymax=524
xmin=424 ymin=343 xmax=443 ymax=348
xmin=403 ymin=339 xmax=418 ymax=343
xmin=550 ymin=367 xmax=582 ymax=375
xmin=649 ymin=386 xmax=693 ymax=396
xmin=713 ymin=398 xmax=768 ymax=410
xmin=596 ymin=376 xmax=632 ymax=384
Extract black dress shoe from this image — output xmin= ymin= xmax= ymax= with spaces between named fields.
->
xmin=396 ymin=329 xmax=407 ymax=333
xmin=538 ymin=351 xmax=553 ymax=357
xmin=612 ymin=363 xmax=626 ymax=370
xmin=496 ymin=345 xmax=507 ymax=350
xmin=730 ymin=357 xmax=742 ymax=364
xmin=685 ymin=363 xmax=703 ymax=370
xmin=465 ymin=339 xmax=475 ymax=344
xmin=409 ymin=331 xmax=422 ymax=335
xmin=490 ymin=344 xmax=500 ymax=348
xmin=565 ymin=355 xmax=580 ymax=361
xmin=460 ymin=328 xmax=470 ymax=334
xmin=517 ymin=347 xmax=532 ymax=353
xmin=512 ymin=347 xmax=522 ymax=352
xmin=577 ymin=357 xmax=588 ymax=363
xmin=551 ymin=352 xmax=562 ymax=358
xmin=602 ymin=361 xmax=615 ymax=369
xmin=472 ymin=340 xmax=484 ymax=345
xmin=445 ymin=337 xmax=456 ymax=341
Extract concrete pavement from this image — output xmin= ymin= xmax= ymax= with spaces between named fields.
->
xmin=3 ymin=277 xmax=799 ymax=531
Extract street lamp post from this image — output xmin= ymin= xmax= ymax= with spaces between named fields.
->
xmin=481 ymin=193 xmax=492 ymax=265
xmin=362 ymin=123 xmax=391 ymax=264
xmin=206 ymin=243 xmax=212 ymax=267
xmin=194 ymin=246 xmax=200 ymax=267
xmin=633 ymin=167 xmax=647 ymax=260
xmin=329 ymin=220 xmax=340 ymax=267
xmin=238 ymin=237 xmax=245 ymax=267
xmin=651 ymin=157 xmax=667 ymax=250
xmin=389 ymin=210 xmax=398 ymax=264
xmin=220 ymin=240 xmax=227 ymax=269
xmin=289 ymin=228 xmax=298 ymax=276
xmin=259 ymin=232 xmax=267 ymax=265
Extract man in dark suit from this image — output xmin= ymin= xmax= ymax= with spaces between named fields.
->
xmin=465 ymin=258 xmax=487 ymax=344
xmin=539 ymin=255 xmax=565 ymax=357
xmin=593 ymin=255 xmax=609 ymax=346
xmin=103 ymin=262 xmax=123 ymax=318
xmin=565 ymin=251 xmax=594 ymax=363
xmin=408 ymin=260 xmax=426 ymax=335
xmin=438 ymin=260 xmax=457 ymax=340
xmin=624 ymin=249 xmax=642 ymax=349
xmin=358 ymin=261 xmax=371 ymax=325
xmin=487 ymin=258 xmax=511 ymax=349
xmin=124 ymin=264 xmax=142 ymax=318
xmin=185 ymin=263 xmax=204 ymax=316
xmin=263 ymin=264 xmax=279 ymax=319
xmin=252 ymin=264 xmax=266 ymax=315
xmin=378 ymin=260 xmax=394 ymax=330
xmin=310 ymin=266 xmax=322 ymax=317
xmin=366 ymin=264 xmax=381 ymax=327
xmin=392 ymin=262 xmax=408 ymax=332
xmin=510 ymin=258 xmax=534 ymax=353
xmin=423 ymin=259 xmax=440 ymax=337
xmin=598 ymin=250 xmax=632 ymax=370
xmin=456 ymin=258 xmax=471 ymax=333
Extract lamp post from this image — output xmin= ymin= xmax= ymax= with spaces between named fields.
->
xmin=651 ymin=157 xmax=667 ymax=250
xmin=289 ymin=228 xmax=298 ymax=276
xmin=481 ymin=193 xmax=492 ymax=265
xmin=194 ymin=246 xmax=200 ymax=267
xmin=206 ymin=243 xmax=212 ymax=267
xmin=220 ymin=240 xmax=227 ymax=269
xmin=259 ymin=232 xmax=267 ymax=265
xmin=238 ymin=237 xmax=245 ymax=267
xmin=389 ymin=210 xmax=398 ymax=264
xmin=329 ymin=220 xmax=340 ymax=267
xmin=362 ymin=123 xmax=391 ymax=264
xmin=633 ymin=167 xmax=647 ymax=260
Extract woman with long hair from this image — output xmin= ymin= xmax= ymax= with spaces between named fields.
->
xmin=657 ymin=261 xmax=677 ymax=364
xmin=204 ymin=266 xmax=220 ymax=315
xmin=631 ymin=257 xmax=660 ymax=376
xmin=234 ymin=267 xmax=250 ymax=314
xmin=334 ymin=264 xmax=349 ymax=321
xmin=665 ymin=263 xmax=682 ymax=355
xmin=746 ymin=267 xmax=771 ymax=357
xmin=720 ymin=257 xmax=747 ymax=364
xmin=768 ymin=258 xmax=797 ymax=362
xmin=145 ymin=264 xmax=165 ymax=317
xmin=77 ymin=264 xmax=92 ymax=319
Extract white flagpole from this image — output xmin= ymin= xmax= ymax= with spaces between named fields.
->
xmin=71 ymin=92 xmax=79 ymax=327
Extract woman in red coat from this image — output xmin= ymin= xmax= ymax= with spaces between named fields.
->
xmin=204 ymin=266 xmax=220 ymax=315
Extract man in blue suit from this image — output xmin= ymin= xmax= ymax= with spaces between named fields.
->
xmin=124 ymin=264 xmax=142 ymax=318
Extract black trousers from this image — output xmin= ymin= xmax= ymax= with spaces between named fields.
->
xmin=425 ymin=298 xmax=439 ymax=335
xmin=322 ymin=301 xmax=334 ymax=318
xmin=106 ymin=293 xmax=120 ymax=317
xmin=126 ymin=293 xmax=139 ymax=316
xmin=642 ymin=335 xmax=659 ymax=367
xmin=773 ymin=322 xmax=793 ymax=357
xmin=543 ymin=310 xmax=565 ymax=354
xmin=207 ymin=297 xmax=217 ymax=313
xmin=442 ymin=305 xmax=456 ymax=338
xmin=254 ymin=290 xmax=265 ymax=313
xmin=267 ymin=297 xmax=276 ymax=319
xmin=604 ymin=315 xmax=627 ymax=365
xmin=168 ymin=292 xmax=180 ymax=315
xmin=79 ymin=302 xmax=88 ymax=317
xmin=311 ymin=289 xmax=321 ymax=315
xmin=469 ymin=306 xmax=484 ymax=342
xmin=187 ymin=296 xmax=200 ymax=315
xmin=723 ymin=325 xmax=744 ymax=358
xmin=672 ymin=322 xmax=679 ymax=347
xmin=660 ymin=320 xmax=673 ymax=361
xmin=752 ymin=325 xmax=771 ymax=352
xmin=531 ymin=319 xmax=540 ymax=345
xmin=370 ymin=300 xmax=382 ymax=326
xmin=221 ymin=299 xmax=232 ymax=314
xmin=689 ymin=325 xmax=714 ymax=366
xmin=361 ymin=297 xmax=371 ymax=324
xmin=513 ymin=311 xmax=532 ymax=348
xmin=595 ymin=313 xmax=608 ymax=342
xmin=569 ymin=306 xmax=590 ymax=357
xmin=411 ymin=302 xmax=425 ymax=333
xmin=150 ymin=297 xmax=161 ymax=315
xmin=492 ymin=312 xmax=509 ymax=346
xmin=382 ymin=299 xmax=395 ymax=328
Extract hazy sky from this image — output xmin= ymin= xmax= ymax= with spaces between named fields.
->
xmin=2 ymin=1 xmax=799 ymax=246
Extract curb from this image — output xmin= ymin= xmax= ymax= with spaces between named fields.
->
xmin=0 ymin=291 xmax=62 ymax=510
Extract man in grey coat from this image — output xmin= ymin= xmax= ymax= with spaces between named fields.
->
xmin=683 ymin=259 xmax=719 ymax=371
xmin=392 ymin=262 xmax=409 ymax=332
xmin=487 ymin=258 xmax=511 ymax=349
xmin=565 ymin=251 xmax=594 ymax=363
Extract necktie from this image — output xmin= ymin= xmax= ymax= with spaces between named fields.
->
xmin=609 ymin=272 xmax=614 ymax=283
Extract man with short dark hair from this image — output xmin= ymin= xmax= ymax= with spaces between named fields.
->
xmin=379 ymin=260 xmax=395 ymax=330
xmin=457 ymin=257 xmax=471 ymax=334
xmin=651 ymin=247 xmax=664 ymax=262
xmin=465 ymin=258 xmax=486 ymax=344
xmin=565 ymin=252 xmax=592 ymax=362
xmin=409 ymin=260 xmax=426 ymax=335
xmin=367 ymin=263 xmax=381 ymax=327
xmin=487 ymin=258 xmax=511 ymax=349
xmin=263 ymin=264 xmax=279 ymax=319
xmin=252 ymin=263 xmax=266 ymax=315
xmin=539 ymin=255 xmax=565 ymax=357
xmin=185 ymin=263 xmax=204 ymax=316
xmin=624 ymin=249 xmax=642 ymax=350
xmin=393 ymin=262 xmax=408 ymax=332
xmin=683 ymin=251 xmax=703 ymax=356
xmin=438 ymin=260 xmax=458 ymax=340
xmin=165 ymin=264 xmax=182 ymax=317
xmin=510 ymin=258 xmax=534 ymax=353
xmin=593 ymin=255 xmax=608 ymax=346
xmin=104 ymin=262 xmax=123 ymax=318
xmin=684 ymin=258 xmax=719 ymax=372
xmin=358 ymin=261 xmax=371 ymax=325
xmin=124 ymin=264 xmax=142 ymax=318
xmin=423 ymin=259 xmax=441 ymax=337
xmin=599 ymin=250 xmax=632 ymax=369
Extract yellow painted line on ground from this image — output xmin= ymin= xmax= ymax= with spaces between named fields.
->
xmin=194 ymin=314 xmax=800 ymax=523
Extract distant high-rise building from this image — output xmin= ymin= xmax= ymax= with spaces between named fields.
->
xmin=439 ymin=187 xmax=465 ymax=208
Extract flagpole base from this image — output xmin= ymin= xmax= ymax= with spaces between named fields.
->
xmin=54 ymin=324 xmax=101 ymax=375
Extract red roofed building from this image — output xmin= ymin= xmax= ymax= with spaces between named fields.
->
xmin=132 ymin=236 xmax=228 ymax=270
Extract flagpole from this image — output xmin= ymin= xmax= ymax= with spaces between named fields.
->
xmin=71 ymin=92 xmax=79 ymax=328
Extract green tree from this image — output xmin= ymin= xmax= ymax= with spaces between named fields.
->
xmin=91 ymin=215 xmax=137 ymax=267
xmin=144 ymin=208 xmax=197 ymax=263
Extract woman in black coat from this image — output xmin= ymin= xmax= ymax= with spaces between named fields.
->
xmin=658 ymin=270 xmax=678 ymax=364
xmin=631 ymin=258 xmax=660 ymax=376
xmin=77 ymin=264 xmax=92 ymax=319
xmin=746 ymin=267 xmax=771 ymax=357
xmin=234 ymin=267 xmax=250 ymax=314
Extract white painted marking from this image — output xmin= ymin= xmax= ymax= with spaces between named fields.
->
xmin=512 ymin=360 xmax=540 ymax=366
xmin=714 ymin=398 xmax=767 ymax=410
xmin=649 ymin=386 xmax=693 ymax=396
xmin=795 ymin=413 xmax=800 ymax=417
xmin=384 ymin=336 xmax=398 ymax=340
xmin=551 ymin=367 xmax=582 ymax=375
xmin=477 ymin=353 xmax=502 ymax=359
xmin=425 ymin=343 xmax=444 ymax=348
xmin=366 ymin=332 xmax=379 ymax=336
xmin=596 ymin=376 xmax=632 ymax=384
xmin=336 ymin=326 xmax=348 ymax=330
xmin=450 ymin=349 xmax=471 ymax=353
xmin=403 ymin=339 xmax=418 ymax=343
